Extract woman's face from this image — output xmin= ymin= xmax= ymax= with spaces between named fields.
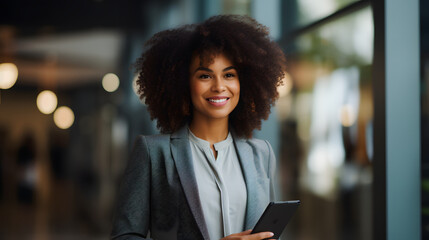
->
xmin=189 ymin=53 xmax=240 ymax=122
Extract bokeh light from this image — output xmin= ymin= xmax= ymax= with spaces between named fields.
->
xmin=36 ymin=90 xmax=58 ymax=114
xmin=339 ymin=104 xmax=357 ymax=127
xmin=102 ymin=73 xmax=120 ymax=92
xmin=0 ymin=63 xmax=18 ymax=89
xmin=132 ymin=73 xmax=139 ymax=96
xmin=277 ymin=72 xmax=293 ymax=97
xmin=53 ymin=106 xmax=75 ymax=129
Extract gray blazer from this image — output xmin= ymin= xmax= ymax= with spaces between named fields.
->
xmin=111 ymin=126 xmax=279 ymax=240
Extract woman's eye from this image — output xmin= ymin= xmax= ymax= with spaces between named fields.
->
xmin=199 ymin=74 xmax=211 ymax=79
xmin=225 ymin=73 xmax=235 ymax=78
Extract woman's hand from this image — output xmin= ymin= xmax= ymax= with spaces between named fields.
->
xmin=221 ymin=229 xmax=275 ymax=240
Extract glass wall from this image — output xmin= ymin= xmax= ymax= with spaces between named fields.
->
xmin=295 ymin=0 xmax=359 ymax=26
xmin=278 ymin=4 xmax=373 ymax=240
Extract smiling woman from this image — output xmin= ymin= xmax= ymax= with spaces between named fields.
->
xmin=189 ymin=54 xmax=240 ymax=121
xmin=189 ymin=53 xmax=241 ymax=159
xmin=134 ymin=15 xmax=286 ymax=138
xmin=111 ymin=15 xmax=286 ymax=240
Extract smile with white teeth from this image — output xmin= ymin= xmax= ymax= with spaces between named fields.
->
xmin=207 ymin=98 xmax=228 ymax=103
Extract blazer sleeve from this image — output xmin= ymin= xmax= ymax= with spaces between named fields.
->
xmin=265 ymin=140 xmax=282 ymax=202
xmin=111 ymin=136 xmax=153 ymax=240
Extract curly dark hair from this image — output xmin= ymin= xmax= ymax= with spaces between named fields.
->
xmin=135 ymin=15 xmax=286 ymax=138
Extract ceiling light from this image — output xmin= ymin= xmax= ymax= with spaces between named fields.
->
xmin=102 ymin=73 xmax=120 ymax=92
xmin=37 ymin=90 xmax=58 ymax=114
xmin=53 ymin=106 xmax=75 ymax=129
xmin=0 ymin=63 xmax=18 ymax=89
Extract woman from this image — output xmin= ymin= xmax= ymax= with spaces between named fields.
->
xmin=111 ymin=15 xmax=286 ymax=240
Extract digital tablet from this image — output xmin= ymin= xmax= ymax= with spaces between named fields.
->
xmin=251 ymin=200 xmax=300 ymax=239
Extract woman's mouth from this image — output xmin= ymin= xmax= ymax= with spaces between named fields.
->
xmin=206 ymin=97 xmax=230 ymax=106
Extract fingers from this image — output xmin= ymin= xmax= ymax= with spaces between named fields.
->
xmin=236 ymin=229 xmax=252 ymax=236
xmin=246 ymin=231 xmax=274 ymax=240
xmin=221 ymin=230 xmax=274 ymax=240
xmin=222 ymin=229 xmax=252 ymax=238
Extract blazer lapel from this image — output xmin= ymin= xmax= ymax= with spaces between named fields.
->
xmin=170 ymin=126 xmax=210 ymax=240
xmin=232 ymin=133 xmax=259 ymax=230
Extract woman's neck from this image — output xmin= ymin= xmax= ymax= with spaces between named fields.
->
xmin=189 ymin=117 xmax=229 ymax=144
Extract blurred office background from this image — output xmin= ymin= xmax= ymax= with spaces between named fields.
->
xmin=0 ymin=0 xmax=423 ymax=239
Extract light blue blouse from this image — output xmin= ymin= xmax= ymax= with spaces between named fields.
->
xmin=188 ymin=129 xmax=247 ymax=240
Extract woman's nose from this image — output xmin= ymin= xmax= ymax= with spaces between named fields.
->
xmin=211 ymin=77 xmax=226 ymax=92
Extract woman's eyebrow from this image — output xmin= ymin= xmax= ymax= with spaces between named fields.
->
xmin=194 ymin=67 xmax=212 ymax=73
xmin=194 ymin=66 xmax=236 ymax=73
xmin=223 ymin=66 xmax=236 ymax=72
